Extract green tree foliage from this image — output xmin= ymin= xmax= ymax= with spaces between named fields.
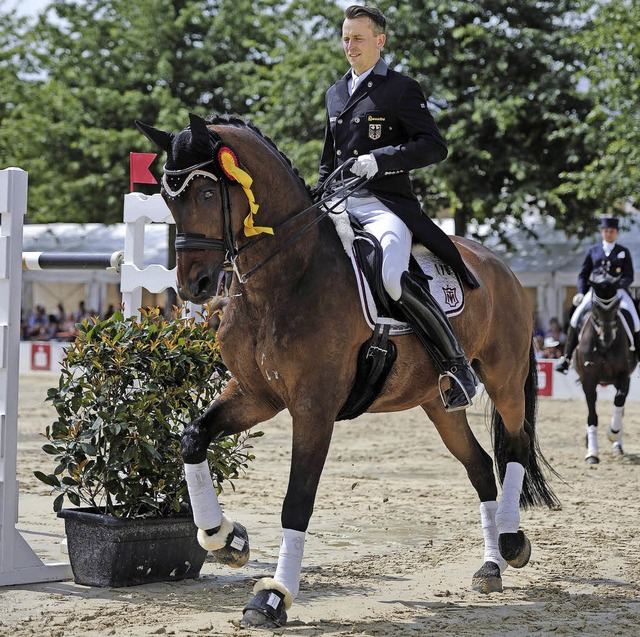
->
xmin=0 ymin=0 xmax=287 ymax=223
xmin=559 ymin=0 xmax=639 ymax=215
xmin=250 ymin=0 xmax=345 ymax=183
xmin=379 ymin=0 xmax=600 ymax=238
xmin=0 ymin=0 xmax=635 ymax=239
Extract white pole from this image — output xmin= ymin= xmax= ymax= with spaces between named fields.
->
xmin=0 ymin=167 xmax=72 ymax=585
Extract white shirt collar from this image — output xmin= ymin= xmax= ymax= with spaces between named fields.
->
xmin=349 ymin=66 xmax=374 ymax=95
xmin=602 ymin=239 xmax=616 ymax=256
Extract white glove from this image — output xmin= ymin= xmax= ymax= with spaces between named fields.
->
xmin=350 ymin=154 xmax=378 ymax=179
xmin=572 ymin=292 xmax=584 ymax=306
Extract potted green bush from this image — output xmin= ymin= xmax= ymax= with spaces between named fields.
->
xmin=35 ymin=307 xmax=260 ymax=587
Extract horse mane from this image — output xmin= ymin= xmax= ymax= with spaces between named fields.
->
xmin=206 ymin=114 xmax=312 ymax=195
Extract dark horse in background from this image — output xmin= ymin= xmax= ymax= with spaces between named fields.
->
xmin=575 ymin=268 xmax=638 ymax=464
xmin=136 ymin=113 xmax=558 ymax=628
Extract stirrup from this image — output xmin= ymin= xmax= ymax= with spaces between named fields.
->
xmin=438 ymin=370 xmax=474 ymax=412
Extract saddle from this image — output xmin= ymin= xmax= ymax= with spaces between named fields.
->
xmin=330 ymin=210 xmax=466 ymax=421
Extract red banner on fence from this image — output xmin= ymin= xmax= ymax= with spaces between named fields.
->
xmin=129 ymin=152 xmax=158 ymax=192
xmin=537 ymin=361 xmax=553 ymax=396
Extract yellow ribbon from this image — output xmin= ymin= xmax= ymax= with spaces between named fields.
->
xmin=218 ymin=148 xmax=274 ymax=237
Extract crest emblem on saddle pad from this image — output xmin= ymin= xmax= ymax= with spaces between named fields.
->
xmin=442 ymin=286 xmax=460 ymax=308
xmin=368 ymin=124 xmax=381 ymax=140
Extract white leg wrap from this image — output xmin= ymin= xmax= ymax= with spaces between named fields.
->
xmin=480 ymin=501 xmax=508 ymax=573
xmin=610 ymin=406 xmax=624 ymax=435
xmin=586 ymin=424 xmax=599 ymax=457
xmin=184 ymin=460 xmax=223 ymax=530
xmin=495 ymin=462 xmax=525 ymax=535
xmin=271 ymin=528 xmax=306 ymax=602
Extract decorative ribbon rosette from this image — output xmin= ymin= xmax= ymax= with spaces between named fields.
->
xmin=218 ymin=146 xmax=273 ymax=237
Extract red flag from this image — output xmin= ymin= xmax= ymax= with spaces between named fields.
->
xmin=129 ymin=152 xmax=158 ymax=192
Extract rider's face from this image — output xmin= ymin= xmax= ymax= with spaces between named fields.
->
xmin=600 ymin=228 xmax=618 ymax=243
xmin=342 ymin=17 xmax=386 ymax=76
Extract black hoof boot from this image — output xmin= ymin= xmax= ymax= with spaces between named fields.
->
xmin=472 ymin=561 xmax=503 ymax=593
xmin=498 ymin=530 xmax=531 ymax=568
xmin=202 ymin=521 xmax=250 ymax=567
xmin=241 ymin=589 xmax=288 ymax=628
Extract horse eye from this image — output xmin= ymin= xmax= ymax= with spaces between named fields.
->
xmin=204 ymin=189 xmax=215 ymax=200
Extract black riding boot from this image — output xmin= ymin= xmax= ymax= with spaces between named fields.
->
xmin=634 ymin=331 xmax=640 ymax=362
xmin=555 ymin=325 xmax=578 ymax=374
xmin=396 ymin=271 xmax=477 ymax=412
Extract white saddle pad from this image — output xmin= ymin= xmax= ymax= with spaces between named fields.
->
xmin=328 ymin=210 xmax=465 ymax=335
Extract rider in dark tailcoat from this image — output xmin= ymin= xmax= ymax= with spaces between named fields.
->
xmin=556 ymin=216 xmax=640 ymax=373
xmin=317 ymin=5 xmax=478 ymax=411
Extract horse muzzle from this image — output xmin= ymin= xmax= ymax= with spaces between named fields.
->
xmin=178 ymin=264 xmax=226 ymax=304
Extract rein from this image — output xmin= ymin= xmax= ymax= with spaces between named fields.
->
xmin=173 ymin=157 xmax=368 ymax=284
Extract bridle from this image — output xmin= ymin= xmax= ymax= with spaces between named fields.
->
xmin=590 ymin=292 xmax=620 ymax=345
xmin=165 ymin=145 xmax=368 ymax=284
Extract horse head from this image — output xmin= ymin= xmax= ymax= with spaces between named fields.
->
xmin=589 ymin=266 xmax=620 ymax=301
xmin=587 ymin=270 xmax=620 ymax=350
xmin=135 ymin=113 xmax=310 ymax=303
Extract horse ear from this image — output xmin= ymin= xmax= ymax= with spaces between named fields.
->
xmin=188 ymin=112 xmax=213 ymax=152
xmin=134 ymin=120 xmax=174 ymax=152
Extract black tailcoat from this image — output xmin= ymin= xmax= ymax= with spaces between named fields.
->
xmin=318 ymin=58 xmax=478 ymax=288
xmin=578 ymin=243 xmax=634 ymax=294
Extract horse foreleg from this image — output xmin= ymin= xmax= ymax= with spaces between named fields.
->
xmin=583 ymin=384 xmax=600 ymax=464
xmin=242 ymin=410 xmax=335 ymax=628
xmin=181 ymin=377 xmax=280 ymax=566
xmin=608 ymin=379 xmax=629 ymax=457
xmin=423 ymin=404 xmax=505 ymax=593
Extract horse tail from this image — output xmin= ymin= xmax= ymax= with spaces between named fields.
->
xmin=492 ymin=342 xmax=561 ymax=509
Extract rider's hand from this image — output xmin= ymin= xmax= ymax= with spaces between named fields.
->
xmin=572 ymin=292 xmax=584 ymax=306
xmin=350 ymin=154 xmax=378 ymax=179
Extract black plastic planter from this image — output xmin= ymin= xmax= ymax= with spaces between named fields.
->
xmin=58 ymin=508 xmax=208 ymax=587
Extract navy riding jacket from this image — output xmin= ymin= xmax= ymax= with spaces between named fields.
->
xmin=318 ymin=59 xmax=478 ymax=289
xmin=578 ymin=243 xmax=634 ymax=294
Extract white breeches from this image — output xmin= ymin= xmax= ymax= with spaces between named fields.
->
xmin=571 ymin=288 xmax=640 ymax=331
xmin=346 ymin=195 xmax=412 ymax=301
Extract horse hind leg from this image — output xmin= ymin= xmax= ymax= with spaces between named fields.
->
xmin=487 ymin=345 xmax=558 ymax=569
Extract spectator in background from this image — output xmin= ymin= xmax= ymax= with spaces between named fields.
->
xmin=73 ymin=300 xmax=89 ymax=323
xmin=533 ymin=333 xmax=545 ymax=360
xmin=542 ymin=336 xmax=562 ymax=359
xmin=26 ymin=305 xmax=48 ymax=339
xmin=546 ymin=317 xmax=566 ymax=347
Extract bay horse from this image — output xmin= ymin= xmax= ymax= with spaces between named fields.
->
xmin=574 ymin=268 xmax=638 ymax=463
xmin=136 ymin=113 xmax=558 ymax=628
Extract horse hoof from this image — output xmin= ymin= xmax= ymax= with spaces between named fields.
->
xmin=241 ymin=589 xmax=288 ymax=628
xmin=211 ymin=521 xmax=250 ymax=567
xmin=585 ymin=455 xmax=600 ymax=465
xmin=472 ymin=561 xmax=503 ymax=593
xmin=612 ymin=442 xmax=624 ymax=457
xmin=498 ymin=531 xmax=531 ymax=568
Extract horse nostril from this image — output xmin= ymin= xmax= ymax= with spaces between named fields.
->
xmin=195 ymin=276 xmax=211 ymax=296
